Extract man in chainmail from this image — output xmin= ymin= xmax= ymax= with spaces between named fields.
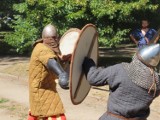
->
xmin=83 ymin=44 xmax=160 ymax=120
xmin=28 ymin=24 xmax=69 ymax=120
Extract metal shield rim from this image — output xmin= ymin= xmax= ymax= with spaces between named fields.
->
xmin=70 ymin=24 xmax=99 ymax=105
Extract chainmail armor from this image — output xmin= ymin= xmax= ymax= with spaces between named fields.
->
xmin=122 ymin=54 xmax=160 ymax=92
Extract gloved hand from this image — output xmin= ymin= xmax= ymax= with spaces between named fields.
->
xmin=82 ymin=57 xmax=96 ymax=76
xmin=47 ymin=58 xmax=69 ymax=89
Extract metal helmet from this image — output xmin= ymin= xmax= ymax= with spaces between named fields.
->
xmin=42 ymin=24 xmax=57 ymax=38
xmin=137 ymin=44 xmax=160 ymax=67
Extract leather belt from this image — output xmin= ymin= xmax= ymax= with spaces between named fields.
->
xmin=107 ymin=112 xmax=147 ymax=120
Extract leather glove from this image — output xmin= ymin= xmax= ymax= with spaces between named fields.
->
xmin=47 ymin=58 xmax=69 ymax=89
xmin=82 ymin=57 xmax=96 ymax=76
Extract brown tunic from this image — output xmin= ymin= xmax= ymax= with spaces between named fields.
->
xmin=29 ymin=43 xmax=64 ymax=117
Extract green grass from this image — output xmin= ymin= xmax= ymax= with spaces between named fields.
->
xmin=0 ymin=98 xmax=28 ymax=120
xmin=8 ymin=105 xmax=16 ymax=111
xmin=0 ymin=98 xmax=9 ymax=104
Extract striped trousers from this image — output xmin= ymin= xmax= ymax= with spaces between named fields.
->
xmin=28 ymin=112 xmax=66 ymax=120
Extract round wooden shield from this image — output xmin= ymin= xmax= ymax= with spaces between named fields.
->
xmin=70 ymin=24 xmax=98 ymax=105
xmin=59 ymin=28 xmax=80 ymax=55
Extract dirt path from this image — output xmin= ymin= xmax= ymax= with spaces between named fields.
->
xmin=0 ymin=57 xmax=159 ymax=120
xmin=0 ymin=72 xmax=107 ymax=120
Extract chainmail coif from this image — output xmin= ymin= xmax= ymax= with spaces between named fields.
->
xmin=122 ymin=54 xmax=160 ymax=96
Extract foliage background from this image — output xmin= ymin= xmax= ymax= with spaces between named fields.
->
xmin=1 ymin=0 xmax=160 ymax=53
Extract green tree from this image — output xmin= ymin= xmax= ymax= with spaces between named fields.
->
xmin=4 ymin=0 xmax=160 ymax=53
xmin=0 ymin=0 xmax=24 ymax=30
xmin=90 ymin=0 xmax=160 ymax=47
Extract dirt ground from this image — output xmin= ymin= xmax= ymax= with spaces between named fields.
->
xmin=0 ymin=56 xmax=160 ymax=120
